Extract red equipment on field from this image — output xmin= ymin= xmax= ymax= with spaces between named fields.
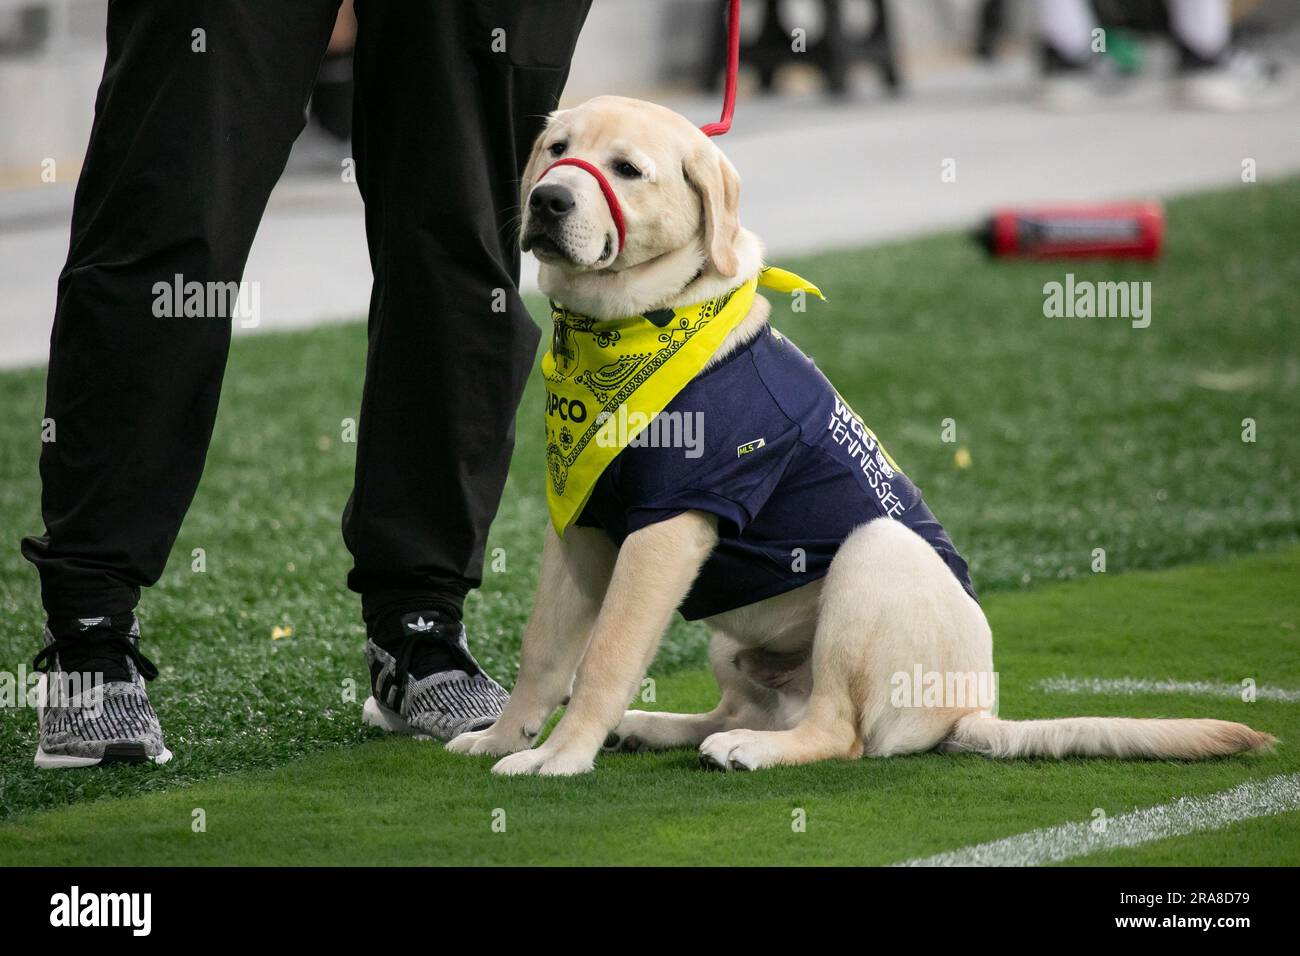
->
xmin=977 ymin=202 xmax=1166 ymax=260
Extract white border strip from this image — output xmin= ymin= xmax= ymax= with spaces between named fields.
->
xmin=1033 ymin=675 xmax=1300 ymax=704
xmin=895 ymin=773 xmax=1300 ymax=867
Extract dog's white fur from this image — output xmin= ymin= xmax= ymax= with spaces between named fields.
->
xmin=447 ymin=95 xmax=1274 ymax=775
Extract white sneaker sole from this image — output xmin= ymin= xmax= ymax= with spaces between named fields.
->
xmin=34 ymin=745 xmax=173 ymax=769
xmin=362 ymin=696 xmax=433 ymax=740
xmin=361 ymin=695 xmax=498 ymax=742
xmin=33 ymin=672 xmax=173 ymax=768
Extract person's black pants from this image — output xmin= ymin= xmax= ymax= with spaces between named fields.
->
xmin=21 ymin=0 xmax=591 ymax=621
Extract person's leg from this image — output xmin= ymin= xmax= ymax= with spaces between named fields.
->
xmin=1036 ymin=0 xmax=1103 ymax=109
xmin=1167 ymin=0 xmax=1231 ymax=67
xmin=1039 ymin=0 xmax=1097 ymax=68
xmin=22 ymin=0 xmax=341 ymax=765
xmin=1167 ymin=0 xmax=1283 ymax=110
xmin=310 ymin=0 xmax=356 ymax=141
xmin=345 ymin=0 xmax=589 ymax=622
xmin=24 ymin=0 xmax=342 ymax=615
xmin=347 ymin=0 xmax=590 ymax=739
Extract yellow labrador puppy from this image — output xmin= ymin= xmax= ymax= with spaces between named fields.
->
xmin=447 ymin=96 xmax=1272 ymax=775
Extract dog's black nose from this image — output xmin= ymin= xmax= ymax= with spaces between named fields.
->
xmin=529 ymin=184 xmax=575 ymax=220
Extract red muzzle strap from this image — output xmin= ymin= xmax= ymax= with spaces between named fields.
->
xmin=538 ymin=157 xmax=627 ymax=256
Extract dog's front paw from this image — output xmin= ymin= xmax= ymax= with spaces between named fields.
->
xmin=699 ymin=729 xmax=780 ymax=772
xmin=491 ymin=744 xmax=595 ymax=777
xmin=446 ymin=725 xmax=533 ymax=757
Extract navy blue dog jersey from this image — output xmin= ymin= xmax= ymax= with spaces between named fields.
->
xmin=575 ymin=326 xmax=976 ymax=620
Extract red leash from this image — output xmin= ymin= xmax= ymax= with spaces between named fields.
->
xmin=536 ymin=1 xmax=741 ymax=257
xmin=700 ymin=0 xmax=741 ymax=138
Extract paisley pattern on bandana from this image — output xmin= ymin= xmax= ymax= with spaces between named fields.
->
xmin=542 ymin=267 xmax=823 ymax=533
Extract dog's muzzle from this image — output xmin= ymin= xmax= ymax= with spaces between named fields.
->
xmin=533 ymin=157 xmax=626 ymax=256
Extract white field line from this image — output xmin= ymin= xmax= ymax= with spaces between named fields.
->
xmin=895 ymin=773 xmax=1300 ymax=867
xmin=1033 ymin=676 xmax=1300 ymax=704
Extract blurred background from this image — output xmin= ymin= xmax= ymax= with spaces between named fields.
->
xmin=1 ymin=0 xmax=1298 ymax=368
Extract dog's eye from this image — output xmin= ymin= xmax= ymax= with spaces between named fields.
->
xmin=614 ymin=160 xmax=642 ymax=179
xmin=548 ymin=141 xmax=567 ymax=157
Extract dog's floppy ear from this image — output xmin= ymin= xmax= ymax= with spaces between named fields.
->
xmin=684 ymin=143 xmax=741 ymax=277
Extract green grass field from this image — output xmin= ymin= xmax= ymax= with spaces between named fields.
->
xmin=1 ymin=550 xmax=1297 ymax=866
xmin=0 ymin=177 xmax=1297 ymax=865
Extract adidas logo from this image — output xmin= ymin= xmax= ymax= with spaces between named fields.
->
xmin=406 ymin=617 xmax=437 ymax=633
xmin=77 ymin=617 xmax=107 ymax=630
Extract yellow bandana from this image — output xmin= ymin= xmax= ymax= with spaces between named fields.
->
xmin=542 ymin=266 xmax=825 ymax=533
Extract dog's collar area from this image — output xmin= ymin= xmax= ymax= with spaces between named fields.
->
xmin=538 ymin=157 xmax=626 ymax=256
xmin=547 ymin=266 xmax=821 ymax=327
xmin=548 ymin=270 xmax=733 ymax=327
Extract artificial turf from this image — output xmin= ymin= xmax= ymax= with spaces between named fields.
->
xmin=0 ymin=176 xmax=1296 ymax=863
xmin=0 ymin=549 xmax=1296 ymax=866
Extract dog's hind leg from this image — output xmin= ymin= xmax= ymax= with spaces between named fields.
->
xmin=604 ymin=633 xmax=791 ymax=753
xmin=699 ymin=520 xmax=989 ymax=771
xmin=606 ymin=708 xmax=740 ymax=753
xmin=697 ymin=645 xmax=859 ymax=771
xmin=447 ymin=524 xmax=617 ymax=757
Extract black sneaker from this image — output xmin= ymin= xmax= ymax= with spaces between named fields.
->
xmin=361 ymin=609 xmax=509 ymax=741
xmin=32 ymin=613 xmax=171 ymax=768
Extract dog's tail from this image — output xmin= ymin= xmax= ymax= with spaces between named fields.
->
xmin=944 ymin=713 xmax=1274 ymax=760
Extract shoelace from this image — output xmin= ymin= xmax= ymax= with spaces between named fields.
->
xmin=385 ymin=612 xmax=478 ymax=708
xmin=34 ymin=630 xmax=159 ymax=683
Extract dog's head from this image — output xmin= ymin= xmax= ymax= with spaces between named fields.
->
xmin=520 ymin=96 xmax=744 ymax=286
